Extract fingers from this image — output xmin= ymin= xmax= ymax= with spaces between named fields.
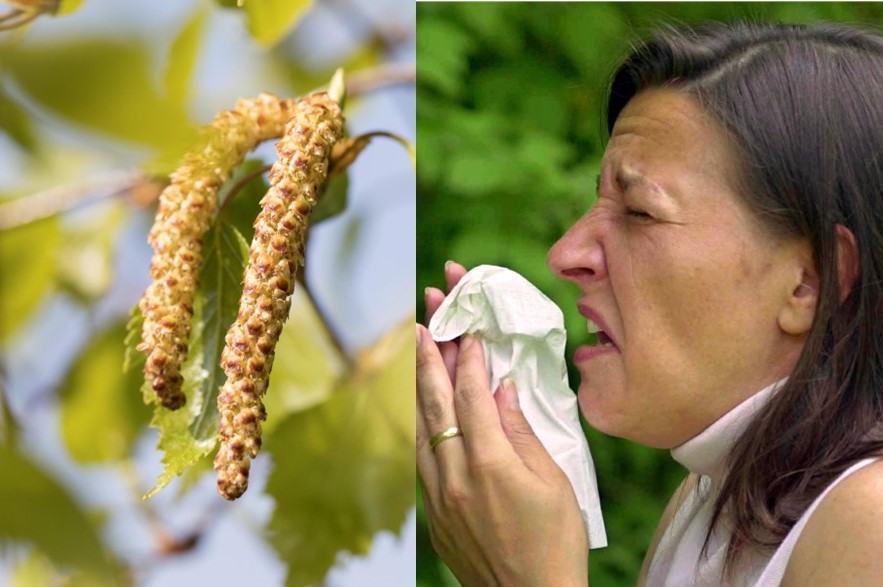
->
xmin=453 ymin=335 xmax=511 ymax=465
xmin=424 ymin=286 xmax=459 ymax=382
xmin=425 ymin=257 xmax=467 ymax=382
xmin=494 ymin=379 xmax=562 ymax=479
xmin=445 ymin=260 xmax=467 ymax=291
xmin=424 ymin=286 xmax=445 ymax=323
xmin=416 ymin=324 xmax=466 ymax=483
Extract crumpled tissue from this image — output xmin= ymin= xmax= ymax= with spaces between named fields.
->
xmin=428 ymin=264 xmax=607 ymax=549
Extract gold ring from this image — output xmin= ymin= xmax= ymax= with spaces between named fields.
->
xmin=430 ymin=426 xmax=463 ymax=449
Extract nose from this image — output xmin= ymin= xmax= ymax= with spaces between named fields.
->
xmin=547 ymin=212 xmax=607 ymax=288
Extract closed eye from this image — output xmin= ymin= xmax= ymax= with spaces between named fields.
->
xmin=625 ymin=207 xmax=653 ymax=220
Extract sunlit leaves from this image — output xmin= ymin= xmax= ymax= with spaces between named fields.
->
xmin=0 ymin=444 xmax=116 ymax=580
xmin=261 ymin=287 xmax=347 ymax=435
xmin=1 ymin=40 xmax=198 ymax=166
xmin=265 ymin=318 xmax=415 ymax=587
xmin=10 ymin=551 xmax=56 ymax=587
xmin=57 ymin=0 xmax=83 ymax=15
xmin=0 ymin=88 xmax=36 ymax=152
xmin=55 ymin=202 xmax=126 ymax=303
xmin=242 ymin=0 xmax=315 ymax=47
xmin=0 ymin=217 xmax=59 ymax=340
xmin=164 ymin=5 xmax=208 ymax=106
xmin=60 ymin=321 xmax=149 ymax=463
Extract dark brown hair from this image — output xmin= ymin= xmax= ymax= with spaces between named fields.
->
xmin=606 ymin=21 xmax=883 ymax=572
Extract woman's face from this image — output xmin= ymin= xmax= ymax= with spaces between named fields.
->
xmin=548 ymin=88 xmax=809 ymax=448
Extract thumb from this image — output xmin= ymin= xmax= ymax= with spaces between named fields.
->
xmin=496 ymin=379 xmax=561 ymax=479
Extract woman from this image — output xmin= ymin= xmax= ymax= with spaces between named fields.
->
xmin=417 ymin=22 xmax=883 ymax=587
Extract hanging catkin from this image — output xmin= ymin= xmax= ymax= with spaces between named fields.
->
xmin=214 ymin=92 xmax=344 ymax=500
xmin=138 ymin=94 xmax=296 ymax=410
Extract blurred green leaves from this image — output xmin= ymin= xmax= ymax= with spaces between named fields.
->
xmin=1 ymin=40 xmax=198 ymax=166
xmin=241 ymin=0 xmax=315 ymax=47
xmin=266 ymin=318 xmax=415 ymax=587
xmin=0 ymin=443 xmax=117 ymax=580
xmin=164 ymin=5 xmax=209 ymax=107
xmin=57 ymin=0 xmax=84 ymax=15
xmin=262 ymin=287 xmax=347 ymax=433
xmin=0 ymin=87 xmax=36 ymax=152
xmin=1 ymin=0 xmax=414 ymax=584
xmin=61 ymin=321 xmax=150 ymax=463
xmin=0 ymin=217 xmax=59 ymax=340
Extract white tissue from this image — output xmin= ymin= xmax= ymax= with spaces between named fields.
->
xmin=428 ymin=264 xmax=607 ymax=549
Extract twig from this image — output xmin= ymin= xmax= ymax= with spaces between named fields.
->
xmin=0 ymin=9 xmax=23 ymax=23
xmin=354 ymin=130 xmax=415 ymax=167
xmin=216 ymin=163 xmax=273 ymax=217
xmin=0 ymin=8 xmax=38 ymax=30
xmin=0 ymin=170 xmax=147 ymax=230
xmin=347 ymin=62 xmax=415 ymax=97
xmin=295 ymin=264 xmax=354 ymax=371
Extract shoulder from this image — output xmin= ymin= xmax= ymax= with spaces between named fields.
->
xmin=782 ymin=458 xmax=883 ymax=587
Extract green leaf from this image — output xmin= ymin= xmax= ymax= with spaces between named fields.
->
xmin=0 ymin=88 xmax=37 ymax=153
xmin=0 ymin=382 xmax=17 ymax=447
xmin=142 ymin=307 xmax=216 ymax=498
xmin=10 ymin=551 xmax=56 ymax=587
xmin=55 ymin=202 xmax=126 ymax=303
xmin=57 ymin=0 xmax=83 ymax=15
xmin=60 ymin=321 xmax=150 ymax=463
xmin=312 ymin=171 xmax=348 ymax=225
xmin=123 ymin=302 xmax=145 ymax=375
xmin=0 ymin=444 xmax=116 ymax=579
xmin=0 ymin=217 xmax=59 ymax=340
xmin=186 ymin=162 xmax=267 ymax=441
xmin=1 ymin=40 xmax=198 ymax=164
xmin=262 ymin=287 xmax=347 ymax=435
xmin=145 ymin=161 xmax=268 ymax=497
xmin=243 ymin=0 xmax=315 ymax=47
xmin=265 ymin=318 xmax=416 ymax=587
xmin=164 ymin=5 xmax=208 ymax=106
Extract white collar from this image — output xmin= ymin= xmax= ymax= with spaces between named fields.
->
xmin=671 ymin=378 xmax=788 ymax=481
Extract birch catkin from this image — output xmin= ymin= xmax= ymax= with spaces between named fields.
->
xmin=214 ymin=93 xmax=344 ymax=500
xmin=138 ymin=94 xmax=295 ymax=410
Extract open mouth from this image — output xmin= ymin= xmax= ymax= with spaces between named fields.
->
xmin=587 ymin=319 xmax=617 ymax=348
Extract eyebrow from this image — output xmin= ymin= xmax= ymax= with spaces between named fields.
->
xmin=596 ymin=170 xmax=668 ymax=200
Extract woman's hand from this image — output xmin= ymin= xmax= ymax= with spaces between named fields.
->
xmin=417 ymin=261 xmax=589 ymax=587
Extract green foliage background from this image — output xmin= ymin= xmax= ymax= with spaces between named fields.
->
xmin=416 ymin=3 xmax=883 ymax=586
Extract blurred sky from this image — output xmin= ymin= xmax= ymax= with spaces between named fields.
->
xmin=0 ymin=0 xmax=416 ymax=585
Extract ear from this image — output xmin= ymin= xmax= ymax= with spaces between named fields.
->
xmin=777 ymin=243 xmax=818 ymax=337
xmin=777 ymin=225 xmax=860 ymax=336
xmin=834 ymin=224 xmax=860 ymax=303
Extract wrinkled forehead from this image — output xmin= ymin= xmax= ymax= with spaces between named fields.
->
xmin=603 ymin=88 xmax=743 ymax=190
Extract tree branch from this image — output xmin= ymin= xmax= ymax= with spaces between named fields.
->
xmin=295 ymin=257 xmax=354 ymax=371
xmin=0 ymin=170 xmax=156 ymax=230
xmin=347 ymin=62 xmax=415 ymax=97
xmin=0 ymin=8 xmax=39 ymax=30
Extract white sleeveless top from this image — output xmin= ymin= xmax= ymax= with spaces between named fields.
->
xmin=646 ymin=379 xmax=881 ymax=587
